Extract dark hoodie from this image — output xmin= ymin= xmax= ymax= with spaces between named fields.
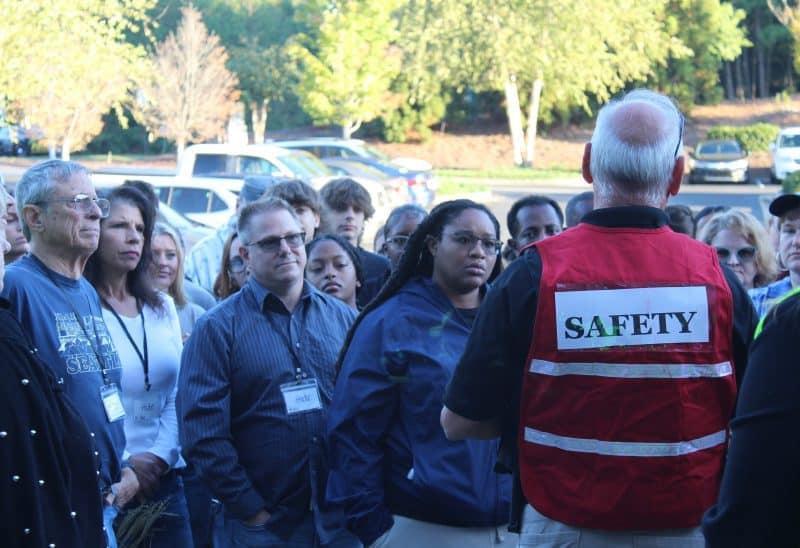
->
xmin=326 ymin=276 xmax=511 ymax=545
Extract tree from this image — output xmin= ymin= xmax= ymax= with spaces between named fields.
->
xmin=452 ymin=0 xmax=676 ymax=167
xmin=287 ymin=0 xmax=403 ymax=138
xmin=768 ymin=0 xmax=800 ymax=74
xmin=0 ymin=0 xmax=152 ymax=159
xmin=133 ymin=5 xmax=240 ymax=156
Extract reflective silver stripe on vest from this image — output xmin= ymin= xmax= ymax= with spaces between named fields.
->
xmin=529 ymin=359 xmax=732 ymax=379
xmin=524 ymin=427 xmax=727 ymax=457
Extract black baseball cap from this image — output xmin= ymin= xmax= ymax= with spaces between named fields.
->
xmin=769 ymin=193 xmax=800 ymax=217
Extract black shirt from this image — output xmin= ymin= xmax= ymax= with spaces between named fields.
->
xmin=356 ymin=248 xmax=391 ymax=308
xmin=443 ymin=206 xmax=758 ymax=529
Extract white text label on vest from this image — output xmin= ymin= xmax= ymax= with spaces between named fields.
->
xmin=555 ymin=286 xmax=710 ymax=350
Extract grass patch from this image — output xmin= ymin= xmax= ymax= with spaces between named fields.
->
xmin=437 ymin=179 xmax=490 ymax=195
xmin=437 ymin=166 xmax=579 ymax=180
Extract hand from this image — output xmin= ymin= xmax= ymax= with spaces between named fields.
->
xmin=105 ymin=466 xmax=140 ymax=508
xmin=244 ymin=509 xmax=271 ymax=527
xmin=130 ymin=452 xmax=169 ymax=498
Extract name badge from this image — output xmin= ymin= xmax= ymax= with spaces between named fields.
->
xmin=280 ymin=379 xmax=323 ymax=415
xmin=100 ymin=383 xmax=126 ymax=422
xmin=133 ymin=398 xmax=161 ymax=422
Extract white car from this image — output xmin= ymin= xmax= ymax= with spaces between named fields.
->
xmin=153 ymin=180 xmax=238 ymax=229
xmin=770 ymin=127 xmax=800 ymax=183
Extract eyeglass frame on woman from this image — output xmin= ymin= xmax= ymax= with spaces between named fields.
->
xmin=245 ymin=231 xmax=306 ymax=253
xmin=34 ymin=193 xmax=111 ymax=218
xmin=443 ymin=231 xmax=502 ymax=254
xmin=715 ymin=245 xmax=757 ymax=264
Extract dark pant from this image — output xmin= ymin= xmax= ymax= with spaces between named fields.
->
xmin=182 ymin=464 xmax=228 ymax=547
xmin=226 ymin=512 xmax=360 ymax=548
xmin=116 ymin=470 xmax=193 ymax=548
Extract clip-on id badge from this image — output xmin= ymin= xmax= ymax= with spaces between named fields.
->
xmin=280 ymin=379 xmax=323 ymax=415
xmin=100 ymin=383 xmax=126 ymax=422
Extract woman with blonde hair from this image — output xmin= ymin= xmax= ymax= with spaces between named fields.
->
xmin=698 ymin=209 xmax=777 ymax=290
xmin=149 ymin=222 xmax=204 ymax=339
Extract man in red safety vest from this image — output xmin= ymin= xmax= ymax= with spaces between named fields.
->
xmin=441 ymin=89 xmax=758 ymax=546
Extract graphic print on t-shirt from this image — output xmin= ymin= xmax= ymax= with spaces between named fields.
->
xmin=55 ymin=311 xmax=121 ymax=374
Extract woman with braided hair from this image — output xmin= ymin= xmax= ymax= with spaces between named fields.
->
xmin=326 ymin=200 xmax=514 ymax=548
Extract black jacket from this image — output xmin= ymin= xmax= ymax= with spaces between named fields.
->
xmin=0 ymin=298 xmax=106 ymax=547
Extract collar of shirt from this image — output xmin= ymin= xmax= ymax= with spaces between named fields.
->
xmin=582 ymin=205 xmax=668 ymax=229
xmin=247 ymin=277 xmax=315 ymax=314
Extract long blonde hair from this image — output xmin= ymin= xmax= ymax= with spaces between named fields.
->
xmin=698 ymin=209 xmax=778 ymax=288
xmin=152 ymin=222 xmax=187 ymax=307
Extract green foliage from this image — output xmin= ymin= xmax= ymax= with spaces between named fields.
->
xmin=648 ymin=0 xmax=749 ymax=107
xmin=288 ymin=0 xmax=403 ymax=137
xmin=0 ymin=0 xmax=154 ymax=156
xmin=706 ymin=123 xmax=780 ymax=152
xmin=783 ymin=171 xmax=800 ymax=194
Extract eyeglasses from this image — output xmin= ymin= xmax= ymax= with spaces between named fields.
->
xmin=386 ymin=235 xmax=410 ymax=248
xmin=445 ymin=232 xmax=502 ymax=254
xmin=674 ymin=112 xmax=684 ymax=158
xmin=715 ymin=246 xmax=757 ymax=264
xmin=35 ymin=194 xmax=111 ymax=218
xmin=228 ymin=256 xmax=247 ymax=274
xmin=245 ymin=231 xmax=306 ymax=253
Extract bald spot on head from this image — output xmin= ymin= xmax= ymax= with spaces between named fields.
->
xmin=608 ymin=101 xmax=669 ymax=148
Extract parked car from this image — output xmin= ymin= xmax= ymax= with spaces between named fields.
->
xmin=770 ymin=127 xmax=800 ymax=183
xmin=0 ymin=125 xmax=31 ymax=156
xmin=274 ymin=137 xmax=433 ymax=172
xmin=156 ymin=201 xmax=213 ymax=252
xmin=276 ymin=138 xmax=437 ymax=207
xmin=153 ymin=180 xmax=239 ymax=228
xmin=687 ymin=140 xmax=749 ymax=184
xmin=321 ymin=158 xmax=409 ymax=207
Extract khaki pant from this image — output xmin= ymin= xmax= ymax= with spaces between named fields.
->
xmin=518 ymin=505 xmax=705 ymax=547
xmin=371 ymin=515 xmax=517 ymax=548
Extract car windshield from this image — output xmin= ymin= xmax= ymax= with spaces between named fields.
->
xmin=779 ymin=134 xmax=800 ymax=148
xmin=697 ymin=142 xmax=741 ymax=155
xmin=280 ymin=151 xmax=334 ymax=177
xmin=351 ymin=143 xmax=390 ymax=162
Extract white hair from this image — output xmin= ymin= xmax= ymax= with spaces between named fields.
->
xmin=590 ymin=89 xmax=683 ymax=206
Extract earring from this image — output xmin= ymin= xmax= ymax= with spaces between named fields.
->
xmin=777 ymin=251 xmax=788 ymax=272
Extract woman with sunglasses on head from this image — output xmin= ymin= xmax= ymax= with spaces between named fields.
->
xmin=306 ymin=234 xmax=363 ymax=311
xmin=327 ymin=200 xmax=514 ymax=548
xmin=748 ymin=194 xmax=800 ymax=317
xmin=84 ymin=186 xmax=192 ymax=547
xmin=698 ymin=209 xmax=777 ymax=290
xmin=213 ymin=232 xmax=248 ymax=301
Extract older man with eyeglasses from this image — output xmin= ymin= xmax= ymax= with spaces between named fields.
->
xmin=178 ymin=197 xmax=359 ymax=548
xmin=1 ymin=160 xmax=136 ymax=547
xmin=441 ymin=89 xmax=758 ymax=547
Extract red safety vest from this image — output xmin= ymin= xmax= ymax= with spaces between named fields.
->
xmin=518 ymin=223 xmax=736 ymax=530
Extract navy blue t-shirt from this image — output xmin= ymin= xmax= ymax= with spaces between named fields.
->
xmin=2 ymin=254 xmax=125 ymax=492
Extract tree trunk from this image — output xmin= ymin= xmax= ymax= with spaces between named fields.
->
xmin=504 ymin=74 xmax=525 ymax=166
xmin=251 ymin=100 xmax=268 ymax=144
xmin=61 ymin=139 xmax=71 ymax=161
xmin=723 ymin=61 xmax=735 ymax=100
xmin=754 ymin=10 xmax=768 ymax=98
xmin=524 ymin=78 xmax=543 ymax=168
xmin=48 ymin=143 xmax=57 ymax=159
xmin=176 ymin=139 xmax=186 ymax=159
xmin=734 ymin=56 xmax=745 ymax=100
xmin=342 ymin=119 xmax=362 ymax=139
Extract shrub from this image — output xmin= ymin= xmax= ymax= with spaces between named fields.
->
xmin=783 ymin=171 xmax=800 ymax=194
xmin=706 ymin=123 xmax=780 ymax=153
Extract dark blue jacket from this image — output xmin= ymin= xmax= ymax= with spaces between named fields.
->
xmin=326 ymin=276 xmax=511 ymax=545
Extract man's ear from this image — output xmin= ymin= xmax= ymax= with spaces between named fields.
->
xmin=582 ymin=142 xmax=594 ymax=184
xmin=239 ymin=244 xmax=250 ymax=263
xmin=22 ymin=204 xmax=44 ymax=234
xmin=507 ymin=238 xmax=518 ymax=250
xmin=668 ymin=156 xmax=685 ymax=198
